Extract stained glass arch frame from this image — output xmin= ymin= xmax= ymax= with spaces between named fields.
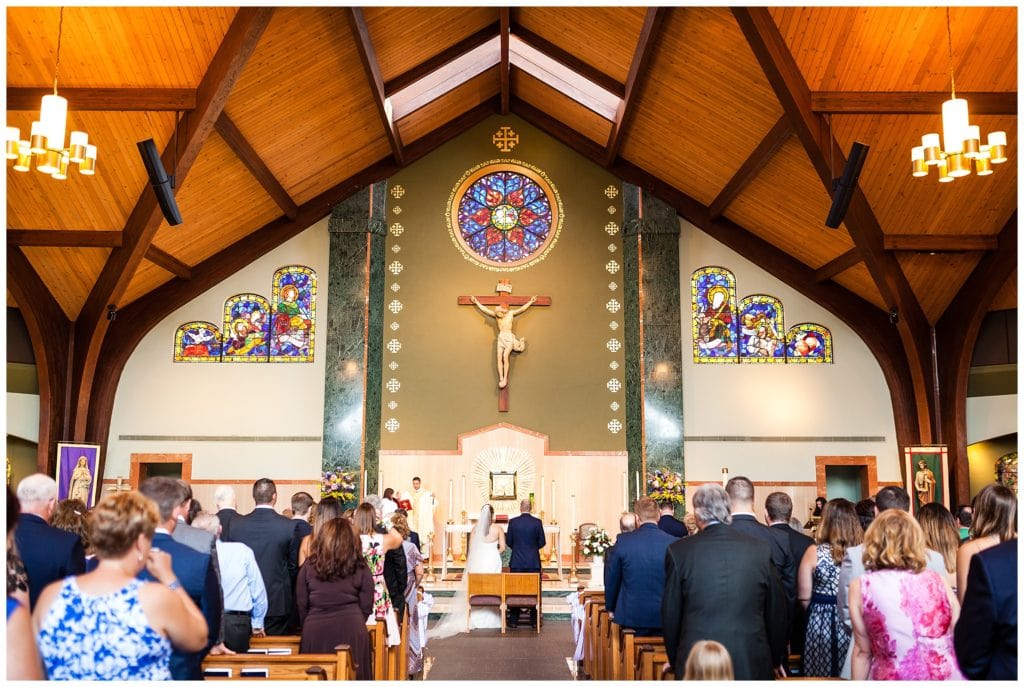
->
xmin=447 ymin=159 xmax=563 ymax=271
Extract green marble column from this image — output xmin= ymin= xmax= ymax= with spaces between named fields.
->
xmin=322 ymin=182 xmax=387 ymax=499
xmin=622 ymin=184 xmax=685 ymax=513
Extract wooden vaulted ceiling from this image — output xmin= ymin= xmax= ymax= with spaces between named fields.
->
xmin=6 ymin=6 xmax=1017 ymax=329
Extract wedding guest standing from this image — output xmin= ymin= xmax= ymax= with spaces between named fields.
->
xmin=916 ymin=503 xmax=960 ymax=592
xmin=956 ymin=483 xmax=1016 ymax=603
xmin=848 ymin=510 xmax=963 ymax=680
xmin=7 ymin=486 xmax=42 ymax=680
xmin=296 ymin=519 xmax=374 ymax=680
xmin=299 ymin=496 xmax=342 ymax=566
xmin=954 ymin=538 xmax=1017 ymax=680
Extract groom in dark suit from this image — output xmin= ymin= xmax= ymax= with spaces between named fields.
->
xmin=505 ymin=498 xmax=546 ymax=628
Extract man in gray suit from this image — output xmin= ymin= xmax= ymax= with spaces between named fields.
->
xmin=836 ymin=486 xmax=948 ymax=678
xmin=171 ymin=479 xmax=227 ymax=650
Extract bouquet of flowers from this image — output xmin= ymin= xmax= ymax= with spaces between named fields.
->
xmin=647 ymin=468 xmax=685 ymax=509
xmin=581 ymin=528 xmax=612 ymax=557
xmin=320 ymin=468 xmax=358 ymax=506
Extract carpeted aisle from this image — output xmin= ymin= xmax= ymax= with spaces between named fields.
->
xmin=423 ymin=618 xmax=575 ymax=681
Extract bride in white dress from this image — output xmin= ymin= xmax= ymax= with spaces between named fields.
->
xmin=430 ymin=504 xmax=506 ymax=638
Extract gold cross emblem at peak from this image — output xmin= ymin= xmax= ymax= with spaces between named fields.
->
xmin=492 ymin=126 xmax=520 ymax=153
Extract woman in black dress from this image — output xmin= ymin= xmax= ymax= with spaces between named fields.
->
xmin=296 ymin=518 xmax=375 ymax=679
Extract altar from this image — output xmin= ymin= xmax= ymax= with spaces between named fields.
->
xmin=441 ymin=521 xmax=562 ymax=581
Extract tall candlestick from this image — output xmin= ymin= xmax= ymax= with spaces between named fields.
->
xmin=539 ymin=475 xmax=545 ymax=511
xmin=622 ymin=472 xmax=628 ymax=512
xmin=635 ymin=471 xmax=641 ymax=500
xmin=448 ymin=479 xmax=454 ymax=520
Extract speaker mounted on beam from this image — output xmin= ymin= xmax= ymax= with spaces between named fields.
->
xmin=825 ymin=141 xmax=869 ymax=229
xmin=137 ymin=138 xmax=183 ymax=226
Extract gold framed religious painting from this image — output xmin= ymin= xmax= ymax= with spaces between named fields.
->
xmin=489 ymin=471 xmax=517 ymax=500
xmin=904 ymin=445 xmax=949 ymax=515
xmin=56 ymin=442 xmax=102 ymax=509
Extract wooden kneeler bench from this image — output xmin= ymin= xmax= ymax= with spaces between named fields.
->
xmin=202 ymin=645 xmax=357 ymax=680
xmin=621 ymin=629 xmax=665 ymax=680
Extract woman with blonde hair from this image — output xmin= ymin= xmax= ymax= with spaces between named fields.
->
xmin=797 ymin=498 xmax=862 ymax=677
xmin=32 ymin=491 xmax=208 ymax=680
xmin=956 ymin=483 xmax=1016 ymax=603
xmin=916 ymin=502 xmax=959 ymax=592
xmin=683 ymin=640 xmax=734 ymax=680
xmin=848 ymin=509 xmax=962 ymax=680
xmin=298 ymin=496 xmax=341 ymax=567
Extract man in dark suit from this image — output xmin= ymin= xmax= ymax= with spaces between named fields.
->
xmin=227 ymin=478 xmax=300 ymax=635
xmin=662 ymin=483 xmax=787 ymax=680
xmin=604 ymin=497 xmax=676 ymax=634
xmin=726 ymin=475 xmax=796 ymax=662
xmin=657 ymin=500 xmax=687 ymax=538
xmin=954 ymin=538 xmax=1017 ymax=680
xmin=139 ymin=477 xmax=222 ymax=680
xmin=214 ymin=485 xmax=239 ymax=541
xmin=14 ymin=474 xmax=86 ymax=610
xmin=505 ymin=498 xmax=547 ymax=628
xmin=765 ymin=491 xmax=814 ymax=663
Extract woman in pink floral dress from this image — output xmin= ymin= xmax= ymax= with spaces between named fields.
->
xmin=848 ymin=509 xmax=963 ymax=680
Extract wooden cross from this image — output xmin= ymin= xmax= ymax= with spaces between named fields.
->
xmin=458 ymin=279 xmax=552 ymax=412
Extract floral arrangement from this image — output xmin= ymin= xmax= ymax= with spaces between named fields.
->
xmin=996 ymin=452 xmax=1017 ymax=496
xmin=581 ymin=528 xmax=612 ymax=557
xmin=320 ymin=468 xmax=358 ymax=505
xmin=647 ymin=468 xmax=685 ymax=509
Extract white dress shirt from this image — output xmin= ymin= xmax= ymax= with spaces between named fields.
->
xmin=215 ymin=539 xmax=269 ymax=630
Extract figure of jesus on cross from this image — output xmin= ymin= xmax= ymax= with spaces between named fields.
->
xmin=458 ymin=280 xmax=551 ymax=411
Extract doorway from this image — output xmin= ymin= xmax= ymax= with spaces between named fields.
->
xmin=130 ymin=454 xmax=192 ymax=489
xmin=815 ymin=456 xmax=877 ymax=501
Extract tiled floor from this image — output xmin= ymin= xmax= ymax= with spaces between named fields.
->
xmin=423 ymin=618 xmax=576 ymax=681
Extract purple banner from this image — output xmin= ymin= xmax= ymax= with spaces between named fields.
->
xmin=56 ymin=443 xmax=100 ymax=508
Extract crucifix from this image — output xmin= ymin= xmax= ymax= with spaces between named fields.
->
xmin=458 ymin=279 xmax=552 ymax=412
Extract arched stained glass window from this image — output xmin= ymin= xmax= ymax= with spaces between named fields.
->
xmin=447 ymin=160 xmax=562 ymax=271
xmin=222 ymin=294 xmax=270 ymax=362
xmin=270 ymin=266 xmax=316 ymax=362
xmin=739 ymin=294 xmax=785 ymax=362
xmin=173 ymin=322 xmax=222 ymax=362
xmin=785 ymin=323 xmax=833 ymax=363
xmin=692 ymin=267 xmax=738 ymax=362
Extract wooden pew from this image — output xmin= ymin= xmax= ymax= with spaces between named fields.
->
xmin=607 ymin=620 xmax=623 ymax=680
xmin=638 ymin=646 xmax=674 ymax=681
xmin=202 ymin=645 xmax=356 ymax=680
xmin=387 ymin=611 xmax=409 ymax=680
xmin=368 ymin=621 xmax=387 ymax=680
xmin=248 ymin=635 xmax=301 ymax=653
xmin=503 ymin=572 xmax=542 ymax=633
xmin=582 ymin=592 xmax=605 ymax=679
xmin=252 ymin=619 xmax=409 ymax=680
xmin=621 ymin=630 xmax=665 ymax=680
xmin=595 ymin=606 xmax=613 ymax=680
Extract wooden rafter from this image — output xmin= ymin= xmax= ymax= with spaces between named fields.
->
xmin=145 ymin=246 xmax=192 ymax=280
xmin=814 ymin=248 xmax=863 ymax=282
xmin=215 ymin=113 xmax=298 ymax=219
xmin=7 ymin=229 xmax=192 ymax=277
xmin=68 ymin=7 xmax=275 ymax=440
xmin=883 ymin=234 xmax=998 ymax=252
xmin=348 ymin=8 xmax=405 ymax=165
xmin=812 ymin=91 xmax=1017 ymax=115
xmin=383 ymin=22 xmax=499 ymax=96
xmin=605 ymin=7 xmax=665 ymax=166
xmin=511 ymin=23 xmax=625 ymax=99
xmin=733 ymin=6 xmax=937 ymax=442
xmin=708 ymin=115 xmax=791 ymax=220
xmin=6 ymin=87 xmax=196 ymax=111
xmin=500 ymin=8 xmax=511 ymax=115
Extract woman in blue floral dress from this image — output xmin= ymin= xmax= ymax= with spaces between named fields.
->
xmin=32 ymin=492 xmax=208 ymax=680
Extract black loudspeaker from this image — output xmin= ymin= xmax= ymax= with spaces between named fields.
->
xmin=137 ymin=138 xmax=183 ymax=226
xmin=824 ymin=141 xmax=869 ymax=229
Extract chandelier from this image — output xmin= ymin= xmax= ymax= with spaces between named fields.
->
xmin=911 ymin=8 xmax=1006 ymax=182
xmin=5 ymin=8 xmax=97 ymax=179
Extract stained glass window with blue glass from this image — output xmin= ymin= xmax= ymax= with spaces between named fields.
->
xmin=739 ymin=294 xmax=785 ymax=362
xmin=222 ymin=294 xmax=270 ymax=362
xmin=269 ymin=266 xmax=316 ymax=362
xmin=692 ymin=266 xmax=738 ymax=362
xmin=173 ymin=322 xmax=222 ymax=362
xmin=785 ymin=323 xmax=833 ymax=363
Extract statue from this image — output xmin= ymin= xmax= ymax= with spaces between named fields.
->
xmin=914 ymin=459 xmax=936 ymax=507
xmin=68 ymin=456 xmax=93 ymax=504
xmin=470 ymin=294 xmax=538 ymax=388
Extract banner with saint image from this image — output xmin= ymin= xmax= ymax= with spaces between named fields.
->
xmin=56 ymin=443 xmax=101 ymax=509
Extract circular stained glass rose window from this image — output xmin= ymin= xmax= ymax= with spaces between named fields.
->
xmin=447 ymin=161 xmax=562 ymax=270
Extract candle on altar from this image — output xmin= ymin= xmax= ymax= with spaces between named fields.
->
xmin=363 ymin=471 xmax=368 ymax=498
xmin=571 ymin=494 xmax=576 ymax=532
xmin=448 ymin=480 xmax=454 ymax=520
xmin=551 ymin=480 xmax=556 ymax=522
xmin=635 ymin=471 xmax=640 ymax=501
xmin=461 ymin=475 xmax=466 ymax=512
xmin=722 ymin=467 xmax=729 ymax=488
xmin=540 ymin=475 xmax=545 ymax=511
xmin=622 ymin=472 xmax=628 ymax=512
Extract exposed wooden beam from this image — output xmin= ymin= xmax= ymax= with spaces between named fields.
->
xmin=83 ymin=100 xmax=501 ymax=457
xmin=7 ymin=247 xmax=71 ymax=475
xmin=883 ymin=234 xmax=999 ymax=252
xmin=348 ymin=8 xmax=405 ymax=165
xmin=7 ymin=230 xmax=123 ymax=248
xmin=215 ymin=113 xmax=298 ymax=219
xmin=6 ymin=87 xmax=196 ymax=111
xmin=812 ymin=91 xmax=1017 ymax=115
xmin=708 ymin=115 xmax=791 ymax=220
xmin=70 ymin=7 xmax=275 ymax=443
xmin=511 ymin=23 xmax=625 ymax=99
xmin=734 ymin=6 xmax=936 ymax=445
xmin=605 ymin=7 xmax=665 ymax=166
xmin=936 ymin=213 xmax=1017 ymax=505
xmin=500 ymin=9 xmax=510 ymax=115
xmin=814 ymin=247 xmax=863 ymax=282
xmin=510 ymin=93 xmax=922 ymax=463
xmin=383 ymin=22 xmax=499 ymax=96
xmin=145 ymin=246 xmax=191 ymax=280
